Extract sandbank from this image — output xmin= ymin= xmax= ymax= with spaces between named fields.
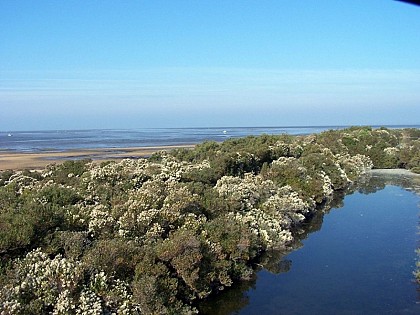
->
xmin=368 ymin=168 xmax=420 ymax=177
xmin=0 ymin=145 xmax=194 ymax=171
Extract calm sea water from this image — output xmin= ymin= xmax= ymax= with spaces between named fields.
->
xmin=200 ymin=174 xmax=420 ymax=314
xmin=1 ymin=125 xmax=417 ymax=153
xmin=0 ymin=126 xmax=337 ymax=152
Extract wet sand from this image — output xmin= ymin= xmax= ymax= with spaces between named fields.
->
xmin=368 ymin=168 xmax=420 ymax=177
xmin=0 ymin=145 xmax=194 ymax=171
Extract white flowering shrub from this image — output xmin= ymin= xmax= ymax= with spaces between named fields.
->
xmin=0 ymin=249 xmax=139 ymax=315
xmin=222 ymin=184 xmax=312 ymax=250
xmin=263 ymin=187 xmax=306 ymax=214
xmin=88 ymin=204 xmax=117 ymax=236
xmin=319 ymin=171 xmax=334 ymax=196
xmin=214 ymin=172 xmax=313 ymax=249
xmin=269 ymin=141 xmax=303 ymax=158
xmin=338 ymin=153 xmax=373 ymax=181
xmin=215 ymin=174 xmax=276 ymax=211
xmin=4 ymin=171 xmax=38 ymax=194
xmin=384 ymin=147 xmax=399 ymax=156
xmin=228 ymin=209 xmax=293 ymax=249
xmin=114 ymin=178 xmax=202 ymax=241
xmin=0 ymin=127 xmax=417 ymax=314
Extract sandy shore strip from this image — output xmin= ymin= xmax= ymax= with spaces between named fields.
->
xmin=0 ymin=145 xmax=195 ymax=171
xmin=368 ymin=168 xmax=420 ymax=177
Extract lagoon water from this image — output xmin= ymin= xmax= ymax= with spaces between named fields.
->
xmin=200 ymin=174 xmax=420 ymax=315
xmin=1 ymin=125 xmax=418 ymax=153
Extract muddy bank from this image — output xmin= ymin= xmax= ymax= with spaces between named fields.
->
xmin=368 ymin=169 xmax=420 ymax=177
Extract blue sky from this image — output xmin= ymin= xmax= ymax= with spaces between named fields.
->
xmin=1 ymin=0 xmax=420 ymax=130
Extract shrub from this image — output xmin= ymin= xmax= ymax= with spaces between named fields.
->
xmin=0 ymin=126 xmax=418 ymax=313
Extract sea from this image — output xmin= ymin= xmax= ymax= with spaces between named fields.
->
xmin=1 ymin=125 xmax=418 ymax=153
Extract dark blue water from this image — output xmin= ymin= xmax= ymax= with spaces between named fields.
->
xmin=1 ymin=125 xmax=417 ymax=152
xmin=200 ymin=178 xmax=420 ymax=314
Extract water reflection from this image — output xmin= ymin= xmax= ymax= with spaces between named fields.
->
xmin=358 ymin=170 xmax=420 ymax=195
xmin=198 ymin=171 xmax=420 ymax=314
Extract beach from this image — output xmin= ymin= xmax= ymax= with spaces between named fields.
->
xmin=0 ymin=145 xmax=194 ymax=171
xmin=0 ymin=126 xmax=333 ymax=172
xmin=368 ymin=168 xmax=420 ymax=178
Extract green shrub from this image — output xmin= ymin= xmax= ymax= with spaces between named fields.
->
xmin=0 ymin=170 xmax=14 ymax=187
xmin=0 ymin=126 xmax=418 ymax=313
xmin=83 ymin=238 xmax=141 ymax=281
xmin=0 ymin=197 xmax=65 ymax=254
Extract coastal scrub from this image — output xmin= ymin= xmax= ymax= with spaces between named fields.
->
xmin=0 ymin=127 xmax=418 ymax=314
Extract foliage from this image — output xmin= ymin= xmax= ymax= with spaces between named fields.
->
xmin=0 ymin=127 xmax=418 ymax=313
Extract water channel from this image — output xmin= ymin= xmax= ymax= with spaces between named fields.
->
xmin=200 ymin=171 xmax=420 ymax=314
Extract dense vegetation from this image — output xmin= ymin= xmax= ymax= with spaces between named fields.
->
xmin=0 ymin=127 xmax=419 ymax=314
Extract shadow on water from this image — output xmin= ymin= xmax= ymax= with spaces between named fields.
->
xmin=198 ymin=192 xmax=346 ymax=315
xmin=198 ymin=171 xmax=420 ymax=314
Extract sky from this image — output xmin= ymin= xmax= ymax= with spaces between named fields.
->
xmin=1 ymin=0 xmax=420 ymax=131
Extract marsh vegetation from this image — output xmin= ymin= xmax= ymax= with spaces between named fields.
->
xmin=0 ymin=127 xmax=419 ymax=314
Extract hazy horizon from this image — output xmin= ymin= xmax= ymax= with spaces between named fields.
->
xmin=3 ymin=124 xmax=420 ymax=134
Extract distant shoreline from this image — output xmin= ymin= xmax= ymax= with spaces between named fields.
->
xmin=0 ymin=145 xmax=195 ymax=171
xmin=2 ymin=126 xmax=419 ymax=155
xmin=368 ymin=168 xmax=420 ymax=177
xmin=2 ymin=124 xmax=419 ymax=133
xmin=2 ymin=125 xmax=419 ymax=171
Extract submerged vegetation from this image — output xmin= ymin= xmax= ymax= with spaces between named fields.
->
xmin=0 ymin=127 xmax=419 ymax=314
